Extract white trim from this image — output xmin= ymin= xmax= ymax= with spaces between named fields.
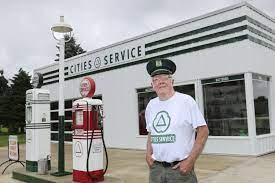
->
xmin=245 ymin=72 xmax=257 ymax=155
xmin=208 ymin=136 xmax=250 ymax=140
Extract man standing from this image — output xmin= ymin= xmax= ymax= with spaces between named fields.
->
xmin=145 ymin=58 xmax=209 ymax=183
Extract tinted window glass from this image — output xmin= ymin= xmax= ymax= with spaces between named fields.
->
xmin=203 ymin=77 xmax=248 ymax=136
xmin=253 ymin=76 xmax=270 ymax=135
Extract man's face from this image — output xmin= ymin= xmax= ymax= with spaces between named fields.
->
xmin=151 ymin=74 xmax=174 ymax=95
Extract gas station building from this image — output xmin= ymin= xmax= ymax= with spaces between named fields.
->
xmin=35 ymin=2 xmax=275 ymax=156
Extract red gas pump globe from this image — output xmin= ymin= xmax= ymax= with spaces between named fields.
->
xmin=80 ymin=77 xmax=96 ymax=98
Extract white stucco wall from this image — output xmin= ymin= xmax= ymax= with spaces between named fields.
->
xmin=37 ymin=2 xmax=275 ymax=155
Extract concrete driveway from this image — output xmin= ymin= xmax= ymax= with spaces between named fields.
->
xmin=0 ymin=144 xmax=275 ymax=182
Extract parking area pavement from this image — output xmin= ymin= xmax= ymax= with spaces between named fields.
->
xmin=0 ymin=144 xmax=275 ymax=182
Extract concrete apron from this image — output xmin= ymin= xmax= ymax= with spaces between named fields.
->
xmin=1 ymin=144 xmax=275 ymax=182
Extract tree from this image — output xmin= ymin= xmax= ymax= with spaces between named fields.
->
xmin=0 ymin=71 xmax=11 ymax=132
xmin=0 ymin=95 xmax=13 ymax=131
xmin=7 ymin=68 xmax=32 ymax=133
xmin=0 ymin=70 xmax=10 ymax=96
xmin=55 ymin=35 xmax=86 ymax=61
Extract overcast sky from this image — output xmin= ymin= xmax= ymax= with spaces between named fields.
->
xmin=0 ymin=0 xmax=274 ymax=80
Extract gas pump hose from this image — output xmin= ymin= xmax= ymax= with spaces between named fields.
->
xmin=86 ymin=103 xmax=108 ymax=181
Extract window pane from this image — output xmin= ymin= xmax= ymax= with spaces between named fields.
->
xmin=65 ymin=122 xmax=72 ymax=131
xmin=50 ymin=112 xmax=58 ymax=121
xmin=203 ymin=79 xmax=248 ymax=136
xmin=174 ymin=84 xmax=195 ymax=99
xmin=51 ymin=122 xmax=58 ymax=131
xmin=65 ymin=110 xmax=72 ymax=120
xmin=65 ymin=133 xmax=72 ymax=141
xmin=138 ymin=91 xmax=156 ymax=135
xmin=50 ymin=101 xmax=58 ymax=110
xmin=253 ymin=78 xmax=270 ymax=135
xmin=51 ymin=133 xmax=58 ymax=141
xmin=65 ymin=100 xmax=72 ymax=109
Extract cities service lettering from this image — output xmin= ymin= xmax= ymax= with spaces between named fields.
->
xmin=70 ymin=60 xmax=92 ymax=75
xmin=103 ymin=46 xmax=142 ymax=65
xmin=151 ymin=134 xmax=176 ymax=144
xmin=68 ymin=45 xmax=144 ymax=76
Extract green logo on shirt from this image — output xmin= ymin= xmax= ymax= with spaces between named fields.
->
xmin=153 ymin=111 xmax=170 ymax=133
xmin=151 ymin=134 xmax=176 ymax=143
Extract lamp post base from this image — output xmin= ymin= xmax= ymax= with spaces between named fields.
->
xmin=51 ymin=171 xmax=72 ymax=177
xmin=50 ymin=115 xmax=72 ymax=177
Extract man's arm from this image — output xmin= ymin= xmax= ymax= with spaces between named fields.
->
xmin=146 ymin=132 xmax=154 ymax=167
xmin=173 ymin=125 xmax=209 ymax=173
xmin=188 ymin=125 xmax=209 ymax=163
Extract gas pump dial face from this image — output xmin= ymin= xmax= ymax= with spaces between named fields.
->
xmin=27 ymin=131 xmax=32 ymax=143
xmin=26 ymin=106 xmax=32 ymax=124
xmin=75 ymin=110 xmax=83 ymax=125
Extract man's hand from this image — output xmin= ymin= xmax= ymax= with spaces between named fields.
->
xmin=146 ymin=132 xmax=154 ymax=168
xmin=172 ymin=125 xmax=208 ymax=174
xmin=172 ymin=158 xmax=195 ymax=175
xmin=146 ymin=154 xmax=155 ymax=168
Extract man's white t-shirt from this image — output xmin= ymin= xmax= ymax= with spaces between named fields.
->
xmin=145 ymin=92 xmax=206 ymax=163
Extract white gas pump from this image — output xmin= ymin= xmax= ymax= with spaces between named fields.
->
xmin=72 ymin=77 xmax=108 ymax=183
xmin=25 ymin=73 xmax=51 ymax=172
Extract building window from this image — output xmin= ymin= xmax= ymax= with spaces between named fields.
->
xmin=202 ymin=75 xmax=248 ymax=136
xmin=50 ymin=99 xmax=73 ymax=142
xmin=137 ymin=88 xmax=156 ymax=135
xmin=50 ymin=96 xmax=103 ymax=142
xmin=253 ymin=74 xmax=271 ymax=135
xmin=137 ymin=84 xmax=195 ymax=136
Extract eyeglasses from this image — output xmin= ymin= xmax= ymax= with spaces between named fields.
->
xmin=152 ymin=75 xmax=172 ymax=84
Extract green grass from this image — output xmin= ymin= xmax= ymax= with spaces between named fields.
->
xmin=1 ymin=127 xmax=8 ymax=133
xmin=0 ymin=134 xmax=25 ymax=147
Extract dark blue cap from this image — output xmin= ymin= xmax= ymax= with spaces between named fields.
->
xmin=146 ymin=58 xmax=176 ymax=77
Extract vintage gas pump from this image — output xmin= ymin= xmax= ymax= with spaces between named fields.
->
xmin=72 ymin=77 xmax=108 ymax=183
xmin=25 ymin=73 xmax=51 ymax=172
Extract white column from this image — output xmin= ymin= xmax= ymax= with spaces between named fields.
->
xmin=245 ymin=72 xmax=256 ymax=155
xmin=269 ymin=77 xmax=274 ymax=134
xmin=195 ymin=79 xmax=204 ymax=115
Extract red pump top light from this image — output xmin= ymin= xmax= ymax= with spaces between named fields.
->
xmin=79 ymin=77 xmax=96 ymax=98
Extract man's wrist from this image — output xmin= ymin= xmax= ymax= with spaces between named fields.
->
xmin=146 ymin=153 xmax=152 ymax=159
xmin=186 ymin=156 xmax=196 ymax=164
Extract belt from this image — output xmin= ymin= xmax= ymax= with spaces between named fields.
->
xmin=155 ymin=160 xmax=181 ymax=167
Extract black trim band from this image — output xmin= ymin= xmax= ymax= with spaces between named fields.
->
xmin=43 ymin=74 xmax=59 ymax=81
xmin=41 ymin=16 xmax=274 ymax=85
xmin=145 ymin=16 xmax=247 ymax=48
xmin=43 ymin=35 xmax=248 ymax=85
xmin=42 ymin=69 xmax=58 ymax=76
xmin=146 ymin=25 xmax=247 ymax=55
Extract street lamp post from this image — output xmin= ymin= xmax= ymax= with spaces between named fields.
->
xmin=51 ymin=16 xmax=73 ymax=176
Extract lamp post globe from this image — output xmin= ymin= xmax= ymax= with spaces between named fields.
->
xmin=51 ymin=16 xmax=73 ymax=176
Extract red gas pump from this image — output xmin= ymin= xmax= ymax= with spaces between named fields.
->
xmin=72 ymin=77 xmax=108 ymax=183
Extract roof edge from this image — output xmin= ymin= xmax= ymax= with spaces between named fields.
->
xmin=35 ymin=2 xmax=275 ymax=72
